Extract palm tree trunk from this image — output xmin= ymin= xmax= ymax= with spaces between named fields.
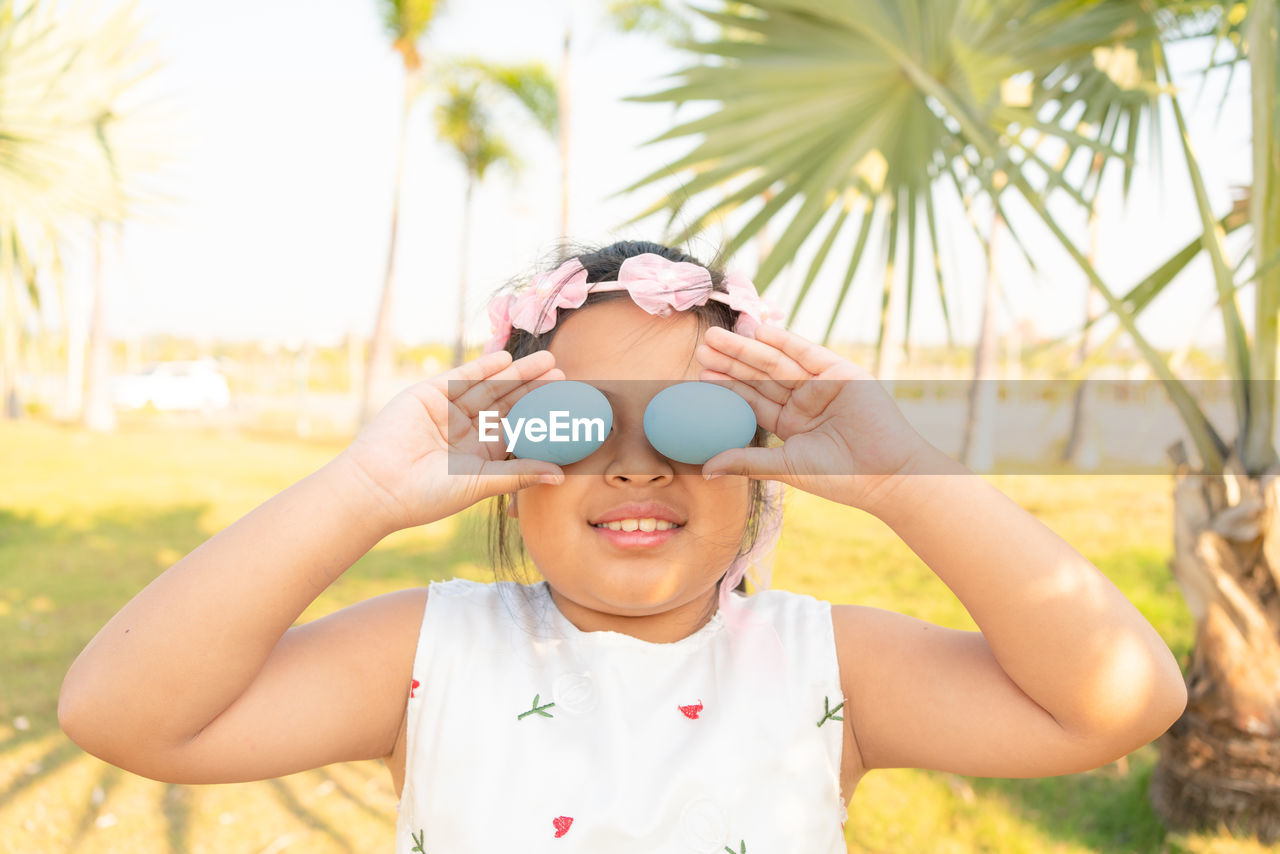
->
xmin=558 ymin=24 xmax=572 ymax=242
xmin=360 ymin=72 xmax=416 ymax=429
xmin=83 ymin=221 xmax=116 ymax=432
xmin=1149 ymin=443 xmax=1280 ymax=843
xmin=960 ymin=209 xmax=1000 ymax=471
xmin=757 ymin=188 xmax=775 ymax=271
xmin=873 ymin=201 xmax=901 ymax=388
xmin=454 ymin=175 xmax=474 ymax=368
xmin=1062 ymin=203 xmax=1103 ymax=468
xmin=1 ymin=249 xmax=21 ymax=420
xmin=56 ymin=256 xmax=85 ymax=422
xmin=294 ymin=341 xmax=312 ymax=440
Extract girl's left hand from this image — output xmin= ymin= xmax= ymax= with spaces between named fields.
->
xmin=695 ymin=323 xmax=933 ymax=514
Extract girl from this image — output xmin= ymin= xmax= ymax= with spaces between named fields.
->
xmin=59 ymin=240 xmax=1188 ymax=852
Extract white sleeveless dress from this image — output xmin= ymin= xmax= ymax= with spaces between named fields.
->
xmin=394 ymin=578 xmax=849 ymax=853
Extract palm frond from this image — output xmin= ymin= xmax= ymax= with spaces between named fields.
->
xmin=623 ymin=0 xmax=1238 ymax=472
xmin=0 ymin=0 xmax=169 ymax=314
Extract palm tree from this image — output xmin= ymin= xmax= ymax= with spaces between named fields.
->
xmin=361 ymin=0 xmax=445 ymax=429
xmin=627 ymin=0 xmax=1275 ymax=840
xmin=1139 ymin=4 xmax=1279 ymax=839
xmin=433 ymin=60 xmax=557 ymax=367
xmin=0 ymin=0 xmax=162 ymax=425
xmin=553 ymin=2 xmax=691 ymax=244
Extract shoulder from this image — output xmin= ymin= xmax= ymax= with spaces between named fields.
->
xmin=420 ymin=578 xmax=549 ymax=635
xmin=735 ymin=587 xmax=833 ymax=628
xmin=732 ymin=588 xmax=839 ymax=684
xmin=424 ymin=577 xmax=539 ymax=609
xmin=425 ymin=577 xmax=486 ymax=598
xmin=736 ymin=586 xmax=830 ymax=610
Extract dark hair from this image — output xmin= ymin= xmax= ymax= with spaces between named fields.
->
xmin=486 ymin=239 xmax=774 ymax=606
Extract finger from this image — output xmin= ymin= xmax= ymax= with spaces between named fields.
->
xmin=697 ymin=369 xmax=783 ymax=433
xmin=790 ymin=375 xmax=846 ymax=420
xmin=701 ymin=445 xmax=791 ymax=482
xmin=450 ymin=352 xmax=556 ymax=418
xmin=488 ymin=367 xmax=566 ymax=416
xmin=695 ymin=343 xmax=790 ymax=408
xmin=447 ymin=351 xmax=559 ymax=419
xmin=438 ymin=348 xmax=515 ymax=390
xmin=446 ymin=367 xmax=566 ymax=451
xmin=702 ymin=326 xmax=809 ymax=389
xmin=748 ymin=323 xmax=846 ymax=376
xmin=474 ymin=457 xmax=565 ymax=496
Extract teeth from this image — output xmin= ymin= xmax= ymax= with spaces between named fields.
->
xmin=594 ymin=518 xmax=678 ymax=531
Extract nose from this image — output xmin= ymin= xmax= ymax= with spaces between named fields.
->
xmin=603 ymin=420 xmax=675 ymax=485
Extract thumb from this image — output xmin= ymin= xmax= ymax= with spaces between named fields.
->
xmin=702 ymin=446 xmax=789 ymax=481
xmin=476 ymin=458 xmax=564 ymax=495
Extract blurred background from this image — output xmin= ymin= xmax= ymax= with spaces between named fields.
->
xmin=2 ymin=0 xmax=1277 ymax=852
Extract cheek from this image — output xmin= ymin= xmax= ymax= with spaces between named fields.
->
xmin=514 ymin=488 xmax=583 ymax=548
xmin=695 ymin=480 xmax=753 ymax=537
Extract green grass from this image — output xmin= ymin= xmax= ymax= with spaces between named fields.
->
xmin=0 ymin=417 xmax=1266 ymax=853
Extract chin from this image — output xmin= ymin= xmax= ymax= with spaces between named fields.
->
xmin=561 ymin=562 xmax=700 ymax=615
xmin=610 ymin=563 xmax=726 ymax=613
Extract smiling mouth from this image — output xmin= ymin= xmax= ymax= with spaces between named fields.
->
xmin=590 ymin=518 xmax=683 ymax=532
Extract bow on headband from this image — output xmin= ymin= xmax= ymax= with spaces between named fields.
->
xmin=483 ymin=253 xmax=784 ymax=354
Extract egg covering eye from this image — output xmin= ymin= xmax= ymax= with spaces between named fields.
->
xmin=643 ymin=381 xmax=757 ymax=465
xmin=504 ymin=381 xmax=613 ymax=464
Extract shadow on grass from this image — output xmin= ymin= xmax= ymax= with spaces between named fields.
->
xmin=315 ymin=766 xmax=397 ymax=825
xmin=965 ymin=746 xmax=1169 ymax=853
xmin=163 ymin=783 xmax=194 ymax=853
xmin=0 ymin=499 xmax=494 ymax=853
xmin=266 ymin=777 xmax=356 ymax=853
xmin=65 ymin=763 xmax=125 ymax=851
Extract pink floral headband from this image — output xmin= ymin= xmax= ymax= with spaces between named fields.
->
xmin=483 ymin=253 xmax=784 ymax=354
xmin=483 ymin=252 xmax=786 ymax=603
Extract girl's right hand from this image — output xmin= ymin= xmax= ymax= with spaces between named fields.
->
xmin=339 ymin=349 xmax=567 ymax=532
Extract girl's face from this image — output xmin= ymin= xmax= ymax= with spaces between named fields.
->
xmin=511 ymin=299 xmax=752 ymax=640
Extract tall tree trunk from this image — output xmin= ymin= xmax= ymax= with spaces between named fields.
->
xmin=294 ymin=341 xmax=312 ymax=440
xmin=960 ymin=209 xmax=1000 ymax=471
xmin=757 ymin=188 xmax=775 ymax=272
xmin=1062 ymin=190 xmax=1103 ymax=468
xmin=360 ymin=72 xmax=416 ymax=429
xmin=1150 ymin=442 xmax=1280 ymax=843
xmin=57 ymin=257 xmax=85 ymax=422
xmin=454 ymin=175 xmax=474 ymax=368
xmin=558 ymin=24 xmax=572 ymax=242
xmin=1 ymin=248 xmax=22 ymax=420
xmin=83 ymin=222 xmax=116 ymax=432
xmin=873 ymin=202 xmax=901 ymax=388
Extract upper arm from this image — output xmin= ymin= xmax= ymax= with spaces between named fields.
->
xmin=119 ymin=588 xmax=428 ymax=785
xmin=832 ymin=604 xmax=1152 ymax=778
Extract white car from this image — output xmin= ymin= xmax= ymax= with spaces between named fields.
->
xmin=112 ymin=360 xmax=232 ymax=412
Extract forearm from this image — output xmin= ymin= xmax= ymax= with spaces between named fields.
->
xmin=59 ymin=452 xmax=396 ymax=750
xmin=867 ymin=444 xmax=1187 ymax=739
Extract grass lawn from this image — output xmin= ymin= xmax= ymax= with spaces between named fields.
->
xmin=0 ymin=417 xmax=1267 ymax=853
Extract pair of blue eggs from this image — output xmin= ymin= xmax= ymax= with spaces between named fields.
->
xmin=500 ymin=380 xmax=757 ymax=466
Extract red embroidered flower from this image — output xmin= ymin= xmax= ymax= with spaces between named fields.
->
xmin=678 ymin=700 xmax=704 ymax=720
xmin=410 ymin=679 xmax=420 ymax=699
xmin=553 ymin=815 xmax=574 ymax=837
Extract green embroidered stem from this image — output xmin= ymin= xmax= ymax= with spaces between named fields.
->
xmin=410 ymin=828 xmax=426 ymax=853
xmin=517 ymin=693 xmax=556 ymax=720
xmin=817 ymin=695 xmax=844 ymax=727
xmin=724 ymin=842 xmax=746 ymax=853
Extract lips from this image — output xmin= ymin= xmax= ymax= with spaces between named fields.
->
xmin=589 ymin=501 xmax=685 ymax=526
xmin=590 ymin=522 xmax=681 ymax=548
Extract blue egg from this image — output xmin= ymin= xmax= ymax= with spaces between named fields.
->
xmin=504 ymin=381 xmax=613 ymax=465
xmin=643 ymin=382 xmax=757 ymax=465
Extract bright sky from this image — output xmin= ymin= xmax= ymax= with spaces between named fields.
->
xmin=72 ymin=1 xmax=1252 ymax=354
